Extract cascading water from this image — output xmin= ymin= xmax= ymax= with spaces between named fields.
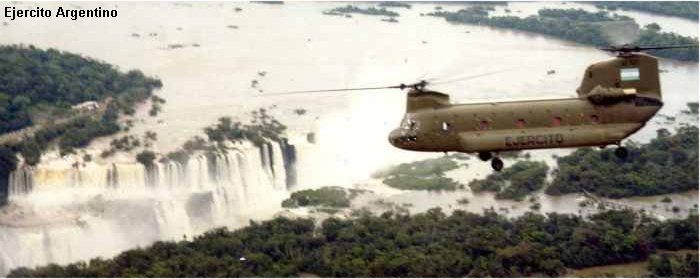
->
xmin=0 ymin=140 xmax=296 ymax=275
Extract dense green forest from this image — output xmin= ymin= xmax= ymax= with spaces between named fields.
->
xmin=592 ymin=1 xmax=699 ymax=20
xmin=547 ymin=126 xmax=699 ymax=198
xmin=132 ymin=108 xmax=288 ymax=169
xmin=9 ymin=209 xmax=697 ymax=277
xmin=378 ymin=2 xmax=412 ymax=9
xmin=0 ymin=45 xmax=162 ymax=134
xmin=281 ymin=186 xmax=364 ymax=208
xmin=429 ymin=7 xmax=699 ymax=61
xmin=203 ymin=108 xmax=287 ymax=147
xmin=0 ymin=45 xmax=162 ymax=204
xmin=372 ymin=154 xmax=467 ymax=191
xmin=323 ymin=5 xmax=400 ymax=17
xmin=647 ymin=252 xmax=699 ymax=277
xmin=469 ymin=161 xmax=548 ymax=201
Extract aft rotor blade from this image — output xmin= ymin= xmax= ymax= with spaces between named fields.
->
xmin=600 ymin=44 xmax=698 ymax=52
xmin=637 ymin=45 xmax=699 ymax=51
xmin=430 ymin=68 xmax=515 ymax=85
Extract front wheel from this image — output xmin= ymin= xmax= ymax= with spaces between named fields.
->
xmin=491 ymin=157 xmax=504 ymax=172
xmin=478 ymin=152 xmax=492 ymax=161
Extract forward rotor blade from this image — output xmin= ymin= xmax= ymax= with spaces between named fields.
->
xmin=259 ymin=84 xmax=403 ymax=97
xmin=430 ymin=68 xmax=515 ymax=85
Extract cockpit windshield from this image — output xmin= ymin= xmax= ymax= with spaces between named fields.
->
xmin=401 ymin=115 xmax=418 ymax=130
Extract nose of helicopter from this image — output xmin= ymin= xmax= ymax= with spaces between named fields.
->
xmin=388 ymin=128 xmax=402 ymax=147
xmin=388 ymin=128 xmax=418 ymax=149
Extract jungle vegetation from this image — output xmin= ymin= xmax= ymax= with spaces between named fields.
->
xmin=134 ymin=108 xmax=288 ymax=167
xmin=8 ymin=209 xmax=697 ymax=277
xmin=0 ymin=45 xmax=162 ymax=134
xmin=547 ymin=126 xmax=698 ymax=198
xmin=281 ymin=186 xmax=366 ymax=209
xmin=0 ymin=45 xmax=162 ymax=204
xmin=204 ymin=108 xmax=287 ymax=147
xmin=372 ymin=154 xmax=466 ymax=191
xmin=647 ymin=252 xmax=699 ymax=277
xmin=592 ymin=1 xmax=699 ymax=20
xmin=429 ymin=7 xmax=698 ymax=61
xmin=324 ymin=5 xmax=400 ymax=18
xmin=378 ymin=2 xmax=411 ymax=9
xmin=0 ymin=45 xmax=161 ymax=159
xmin=470 ymin=161 xmax=548 ymax=201
xmin=684 ymin=101 xmax=699 ymax=114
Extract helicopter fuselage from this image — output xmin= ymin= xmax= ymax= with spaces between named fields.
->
xmin=389 ymin=53 xmax=664 ymax=157
xmin=388 ymin=95 xmax=662 ymax=153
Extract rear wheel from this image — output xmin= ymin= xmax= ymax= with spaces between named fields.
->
xmin=491 ymin=157 xmax=504 ymax=172
xmin=478 ymin=152 xmax=492 ymax=161
xmin=615 ymin=146 xmax=628 ymax=159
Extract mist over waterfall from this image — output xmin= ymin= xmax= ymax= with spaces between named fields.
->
xmin=0 ymin=141 xmax=296 ymax=275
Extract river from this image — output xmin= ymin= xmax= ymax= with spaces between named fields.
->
xmin=0 ymin=1 xmax=697 ymax=274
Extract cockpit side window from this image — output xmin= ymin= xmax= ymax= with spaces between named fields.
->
xmin=408 ymin=119 xmax=416 ymax=130
xmin=401 ymin=115 xmax=418 ymax=130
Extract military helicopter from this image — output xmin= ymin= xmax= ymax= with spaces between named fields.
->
xmin=268 ymin=44 xmax=694 ymax=171
xmin=386 ymin=44 xmax=697 ymax=171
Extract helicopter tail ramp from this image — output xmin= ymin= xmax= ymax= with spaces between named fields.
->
xmin=577 ymin=53 xmax=661 ymax=102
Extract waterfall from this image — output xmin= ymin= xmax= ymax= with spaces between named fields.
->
xmin=0 ymin=140 xmax=296 ymax=275
xmin=8 ymin=167 xmax=34 ymax=197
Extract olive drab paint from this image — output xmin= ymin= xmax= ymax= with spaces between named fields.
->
xmin=388 ymin=53 xmax=663 ymax=154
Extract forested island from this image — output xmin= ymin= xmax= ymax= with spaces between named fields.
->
xmin=378 ymin=2 xmax=412 ymax=9
xmin=372 ymin=154 xmax=467 ymax=191
xmin=0 ymin=45 xmax=162 ymax=204
xmin=134 ymin=108 xmax=289 ymax=170
xmin=429 ymin=7 xmax=699 ymax=62
xmin=0 ymin=45 xmax=162 ymax=135
xmin=281 ymin=186 xmax=367 ymax=210
xmin=8 ymin=209 xmax=697 ymax=277
xmin=323 ymin=5 xmax=400 ymax=18
xmin=547 ymin=126 xmax=698 ymax=198
xmin=592 ymin=1 xmax=699 ymax=20
xmin=469 ymin=161 xmax=548 ymax=201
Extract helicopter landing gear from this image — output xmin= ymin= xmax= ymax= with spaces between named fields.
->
xmin=478 ymin=152 xmax=492 ymax=161
xmin=614 ymin=146 xmax=628 ymax=159
xmin=491 ymin=157 xmax=504 ymax=172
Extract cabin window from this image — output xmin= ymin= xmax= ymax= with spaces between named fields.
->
xmin=479 ymin=120 xmax=490 ymax=130
xmin=590 ymin=115 xmax=600 ymax=124
xmin=516 ymin=118 xmax=526 ymax=129
xmin=552 ymin=116 xmax=562 ymax=127
xmin=620 ymin=67 xmax=640 ymax=81
xmin=441 ymin=121 xmax=451 ymax=132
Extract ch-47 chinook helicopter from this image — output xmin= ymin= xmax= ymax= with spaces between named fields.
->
xmin=266 ymin=44 xmax=695 ymax=171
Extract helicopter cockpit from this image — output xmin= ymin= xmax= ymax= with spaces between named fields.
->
xmin=389 ymin=114 xmax=419 ymax=147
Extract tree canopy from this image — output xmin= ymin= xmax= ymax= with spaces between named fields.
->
xmin=0 ymin=45 xmax=162 ymax=134
xmin=430 ymin=8 xmax=698 ymax=61
xmin=8 ymin=209 xmax=697 ymax=277
xmin=0 ymin=45 xmax=162 ymax=203
xmin=470 ymin=161 xmax=548 ymax=201
xmin=593 ymin=1 xmax=699 ymax=21
xmin=547 ymin=126 xmax=698 ymax=198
